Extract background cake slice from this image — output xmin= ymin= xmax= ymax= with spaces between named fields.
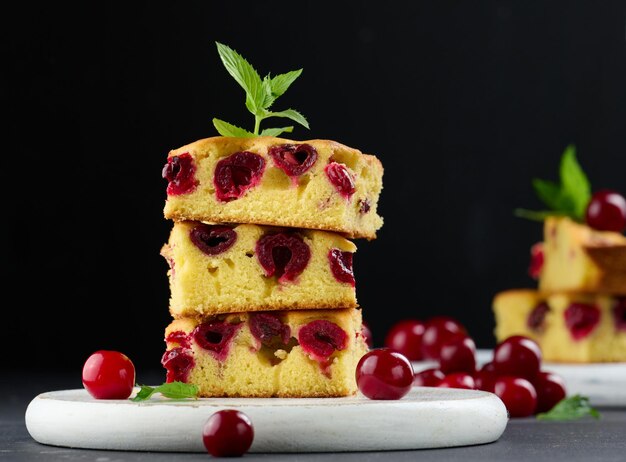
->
xmin=493 ymin=289 xmax=626 ymax=362
xmin=162 ymin=136 xmax=384 ymax=240
xmin=162 ymin=221 xmax=358 ymax=317
xmin=161 ymin=308 xmax=369 ymax=397
xmin=536 ymin=216 xmax=626 ymax=295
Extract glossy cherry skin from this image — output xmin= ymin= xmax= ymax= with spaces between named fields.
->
xmin=202 ymin=410 xmax=254 ymax=457
xmin=439 ymin=336 xmax=477 ymax=374
xmin=494 ymin=376 xmax=537 ymax=418
xmin=82 ymin=350 xmax=136 ymax=399
xmin=421 ymin=316 xmax=468 ymax=360
xmin=438 ymin=372 xmax=475 ymax=389
xmin=585 ymin=189 xmax=626 ymax=232
xmin=493 ymin=335 xmax=542 ymax=381
xmin=384 ymin=319 xmax=426 ymax=361
xmin=473 ymin=369 xmax=498 ymax=393
xmin=356 ymin=348 xmax=414 ymax=400
xmin=533 ymin=371 xmax=567 ymax=413
xmin=413 ymin=368 xmax=445 ymax=387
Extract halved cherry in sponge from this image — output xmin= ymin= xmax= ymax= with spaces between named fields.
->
xmin=328 ymin=249 xmax=355 ymax=286
xmin=256 ymin=232 xmax=311 ymax=283
xmin=162 ymin=153 xmax=198 ymax=195
xmin=192 ymin=321 xmax=242 ymax=361
xmin=268 ymin=143 xmax=318 ymax=177
xmin=161 ymin=347 xmax=195 ymax=383
xmin=190 ymin=224 xmax=237 ymax=256
xmin=564 ymin=303 xmax=601 ymax=340
xmin=249 ymin=313 xmax=291 ymax=346
xmin=298 ymin=320 xmax=348 ymax=362
xmin=214 ymin=151 xmax=265 ymax=202
xmin=325 ymin=162 xmax=356 ymax=199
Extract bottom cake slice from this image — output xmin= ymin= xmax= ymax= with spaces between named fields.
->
xmin=161 ymin=307 xmax=369 ymax=397
xmin=493 ymin=289 xmax=626 ymax=362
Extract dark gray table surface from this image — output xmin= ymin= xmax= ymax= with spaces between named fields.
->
xmin=2 ymin=371 xmax=625 ymax=461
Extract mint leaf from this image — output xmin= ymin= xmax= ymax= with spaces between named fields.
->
xmin=260 ymin=126 xmax=294 ymax=137
xmin=214 ymin=42 xmax=309 ymax=136
xmin=269 ymin=70 xmax=303 ymax=101
xmin=517 ymin=144 xmax=591 ymax=222
xmin=532 ymin=178 xmax=564 ymax=212
xmin=514 ymin=208 xmax=564 ymax=222
xmin=215 ymin=42 xmax=264 ymax=114
xmin=131 ymin=385 xmax=157 ymax=402
xmin=536 ymin=394 xmax=601 ymax=421
xmin=559 ymin=145 xmax=591 ymax=219
xmin=130 ymin=381 xmax=199 ymax=402
xmin=213 ymin=118 xmax=255 ymax=137
xmin=266 ymin=109 xmax=309 ymax=129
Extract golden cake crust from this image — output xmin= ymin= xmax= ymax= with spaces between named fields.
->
xmin=163 ymin=136 xmax=384 ymax=240
xmin=163 ymin=308 xmax=368 ymax=398
xmin=162 ymin=221 xmax=359 ymax=317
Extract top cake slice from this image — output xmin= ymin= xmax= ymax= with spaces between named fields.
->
xmin=537 ymin=216 xmax=626 ymax=295
xmin=162 ymin=136 xmax=384 ymax=239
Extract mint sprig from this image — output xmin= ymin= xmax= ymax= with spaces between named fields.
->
xmin=515 ymin=144 xmax=591 ymax=222
xmin=536 ymin=394 xmax=601 ymax=421
xmin=130 ymin=381 xmax=199 ymax=402
xmin=213 ymin=42 xmax=309 ymax=137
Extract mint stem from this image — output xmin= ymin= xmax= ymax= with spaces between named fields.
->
xmin=254 ymin=115 xmax=261 ymax=135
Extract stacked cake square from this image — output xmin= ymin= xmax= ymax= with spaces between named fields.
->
xmin=159 ymin=136 xmax=384 ymax=396
xmin=493 ymin=216 xmax=626 ymax=362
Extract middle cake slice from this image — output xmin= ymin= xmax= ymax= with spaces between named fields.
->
xmin=161 ymin=221 xmax=358 ymax=317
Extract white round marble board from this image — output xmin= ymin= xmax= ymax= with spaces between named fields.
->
xmin=413 ymin=349 xmax=626 ymax=407
xmin=25 ymin=387 xmax=508 ymax=453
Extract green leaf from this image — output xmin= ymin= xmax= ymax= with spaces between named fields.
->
xmin=513 ymin=208 xmax=564 ymax=221
xmin=516 ymin=144 xmax=591 ymax=223
xmin=130 ymin=381 xmax=199 ymax=402
xmin=536 ymin=394 xmax=601 ymax=421
xmin=130 ymin=385 xmax=157 ymax=402
xmin=260 ymin=126 xmax=294 ymax=137
xmin=269 ymin=70 xmax=302 ymax=100
xmin=559 ymin=145 xmax=591 ymax=219
xmin=213 ymin=118 xmax=256 ymax=137
xmin=215 ymin=42 xmax=265 ymax=114
xmin=532 ymin=178 xmax=563 ymax=211
xmin=266 ymin=108 xmax=309 ymax=129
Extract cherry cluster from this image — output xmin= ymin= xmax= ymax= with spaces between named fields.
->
xmin=357 ymin=317 xmax=566 ymax=418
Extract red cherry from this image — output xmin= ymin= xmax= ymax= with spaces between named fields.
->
xmin=533 ymin=371 xmax=567 ymax=413
xmin=439 ymin=336 xmax=477 ymax=374
xmin=474 ymin=369 xmax=498 ymax=393
xmin=384 ymin=319 xmax=426 ymax=361
xmin=82 ymin=350 xmax=136 ymax=399
xmin=585 ymin=189 xmax=626 ymax=232
xmin=356 ymin=348 xmax=414 ymax=400
xmin=438 ymin=372 xmax=475 ymax=389
xmin=528 ymin=242 xmax=544 ymax=279
xmin=362 ymin=322 xmax=374 ymax=349
xmin=202 ymin=409 xmax=254 ymax=457
xmin=421 ymin=316 xmax=468 ymax=360
xmin=494 ymin=376 xmax=537 ymax=417
xmin=493 ymin=335 xmax=542 ymax=381
xmin=413 ymin=368 xmax=445 ymax=387
xmin=480 ymin=361 xmax=497 ymax=373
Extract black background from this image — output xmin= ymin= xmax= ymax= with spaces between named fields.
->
xmin=3 ymin=1 xmax=626 ymax=375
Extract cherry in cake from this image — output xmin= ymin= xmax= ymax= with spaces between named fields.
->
xmin=325 ymin=162 xmax=356 ymax=199
xmin=214 ymin=151 xmax=266 ymax=202
xmin=268 ymin=143 xmax=318 ymax=178
xmin=564 ymin=303 xmax=600 ymax=340
xmin=256 ymin=232 xmax=311 ymax=283
xmin=162 ymin=153 xmax=198 ymax=195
